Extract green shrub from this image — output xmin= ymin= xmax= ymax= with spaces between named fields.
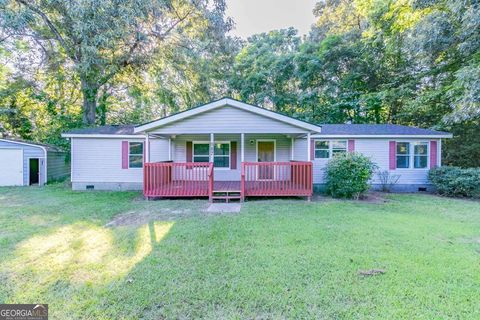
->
xmin=324 ymin=153 xmax=378 ymax=199
xmin=429 ymin=166 xmax=480 ymax=198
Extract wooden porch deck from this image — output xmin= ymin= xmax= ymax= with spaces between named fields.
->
xmin=143 ymin=161 xmax=313 ymax=200
xmin=145 ymin=180 xmax=311 ymax=197
xmin=143 ymin=181 xmax=239 ymax=196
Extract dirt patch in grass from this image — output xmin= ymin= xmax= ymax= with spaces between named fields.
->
xmin=361 ymin=192 xmax=390 ymax=204
xmin=105 ymin=200 xmax=243 ymax=227
xmin=358 ymin=269 xmax=386 ymax=276
xmin=458 ymin=237 xmax=480 ymax=244
xmin=105 ymin=207 xmax=201 ymax=227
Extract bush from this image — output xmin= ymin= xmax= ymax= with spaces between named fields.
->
xmin=429 ymin=166 xmax=480 ymax=198
xmin=324 ymin=153 xmax=378 ymax=199
xmin=377 ymin=170 xmax=401 ymax=192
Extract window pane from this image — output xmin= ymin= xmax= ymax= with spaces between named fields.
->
xmin=414 ymin=143 xmax=428 ymax=155
xmin=214 ymin=156 xmax=229 ymax=168
xmin=332 ymin=140 xmax=347 ymax=149
xmin=332 ymin=149 xmax=346 ymax=156
xmin=396 ymin=142 xmax=409 ymax=155
xmin=129 ymin=142 xmax=143 ymax=155
xmin=414 ymin=155 xmax=428 ymax=168
xmin=315 ymin=141 xmax=329 ymax=149
xmin=214 ymin=143 xmax=230 ymax=156
xmin=397 ymin=156 xmax=410 ymax=168
xmin=129 ymin=155 xmax=143 ymax=168
xmin=315 ymin=150 xmax=329 ymax=158
xmin=193 ymin=144 xmax=209 ymax=155
xmin=193 ymin=156 xmax=209 ymax=163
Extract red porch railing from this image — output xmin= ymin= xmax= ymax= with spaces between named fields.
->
xmin=144 ymin=162 xmax=213 ymax=198
xmin=144 ymin=161 xmax=312 ymax=200
xmin=241 ymin=161 xmax=313 ymax=199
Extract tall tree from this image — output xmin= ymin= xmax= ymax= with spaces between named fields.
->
xmin=0 ymin=0 xmax=232 ymax=125
xmin=229 ymin=28 xmax=300 ymax=113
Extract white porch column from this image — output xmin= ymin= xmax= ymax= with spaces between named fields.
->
xmin=168 ymin=138 xmax=172 ymax=161
xmin=145 ymin=134 xmax=150 ymax=162
xmin=307 ymin=133 xmax=311 ymax=161
xmin=291 ymin=137 xmax=294 ymax=160
xmin=241 ymin=133 xmax=245 ymax=162
xmin=210 ymin=133 xmax=214 ymax=162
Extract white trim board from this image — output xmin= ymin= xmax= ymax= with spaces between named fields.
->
xmin=61 ymin=134 xmax=146 ymax=138
xmin=134 ymin=98 xmax=322 ymax=133
xmin=311 ymin=134 xmax=452 ymax=138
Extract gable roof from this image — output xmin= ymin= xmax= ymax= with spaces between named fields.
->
xmin=312 ymin=124 xmax=452 ymax=138
xmin=64 ymin=125 xmax=137 ymax=135
xmin=133 ymin=97 xmax=323 ymax=133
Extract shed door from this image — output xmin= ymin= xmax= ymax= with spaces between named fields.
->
xmin=0 ymin=149 xmax=24 ymax=186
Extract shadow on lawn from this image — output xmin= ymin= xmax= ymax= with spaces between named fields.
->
xmin=2 ymin=203 xmax=248 ymax=318
xmin=0 ymin=195 xmax=179 ymax=316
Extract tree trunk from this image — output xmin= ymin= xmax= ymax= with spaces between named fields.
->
xmin=81 ymin=77 xmax=99 ymax=125
xmin=98 ymin=90 xmax=109 ymax=126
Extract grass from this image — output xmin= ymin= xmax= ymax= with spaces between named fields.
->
xmin=0 ymin=184 xmax=479 ymax=319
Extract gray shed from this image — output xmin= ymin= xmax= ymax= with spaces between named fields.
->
xmin=0 ymin=138 xmax=70 ymax=186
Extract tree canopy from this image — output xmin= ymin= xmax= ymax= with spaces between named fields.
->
xmin=0 ymin=0 xmax=479 ymax=166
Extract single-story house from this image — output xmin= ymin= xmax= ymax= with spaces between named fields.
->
xmin=0 ymin=138 xmax=70 ymax=186
xmin=62 ymin=98 xmax=452 ymax=201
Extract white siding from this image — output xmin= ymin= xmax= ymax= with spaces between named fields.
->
xmin=69 ymin=135 xmax=442 ymax=189
xmin=293 ymin=138 xmax=308 ymax=161
xmin=150 ymin=105 xmax=310 ymax=134
xmin=149 ymin=138 xmax=170 ymax=162
xmin=311 ymin=138 xmax=440 ymax=185
xmin=356 ymin=138 xmax=437 ymax=184
xmin=171 ymin=134 xmax=292 ymax=181
xmin=72 ymin=138 xmax=144 ymax=183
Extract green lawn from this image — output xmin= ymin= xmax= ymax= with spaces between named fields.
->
xmin=0 ymin=185 xmax=479 ymax=319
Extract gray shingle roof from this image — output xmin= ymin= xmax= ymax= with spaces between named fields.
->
xmin=316 ymin=124 xmax=451 ymax=136
xmin=63 ymin=123 xmax=451 ymax=137
xmin=64 ymin=125 xmax=137 ymax=135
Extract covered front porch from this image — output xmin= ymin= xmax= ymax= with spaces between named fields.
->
xmin=143 ymin=132 xmax=313 ymax=201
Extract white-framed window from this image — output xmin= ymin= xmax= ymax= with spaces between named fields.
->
xmin=396 ymin=142 xmax=410 ymax=169
xmin=396 ymin=141 xmax=429 ymax=169
xmin=129 ymin=142 xmax=144 ymax=168
xmin=193 ymin=141 xmax=230 ymax=168
xmin=413 ymin=142 xmax=428 ymax=168
xmin=314 ymin=140 xmax=347 ymax=159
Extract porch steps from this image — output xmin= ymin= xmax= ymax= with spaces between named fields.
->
xmin=211 ymin=190 xmax=241 ymax=203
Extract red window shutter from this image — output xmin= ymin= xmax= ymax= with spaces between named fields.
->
xmin=231 ymin=141 xmax=237 ymax=169
xmin=430 ymin=140 xmax=438 ymax=168
xmin=186 ymin=141 xmax=193 ymax=162
xmin=310 ymin=139 xmax=315 ymax=160
xmin=348 ymin=140 xmax=355 ymax=152
xmin=122 ymin=141 xmax=129 ymax=169
xmin=389 ymin=141 xmax=396 ymax=170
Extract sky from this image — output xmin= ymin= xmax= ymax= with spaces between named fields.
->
xmin=226 ymin=0 xmax=318 ymax=39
